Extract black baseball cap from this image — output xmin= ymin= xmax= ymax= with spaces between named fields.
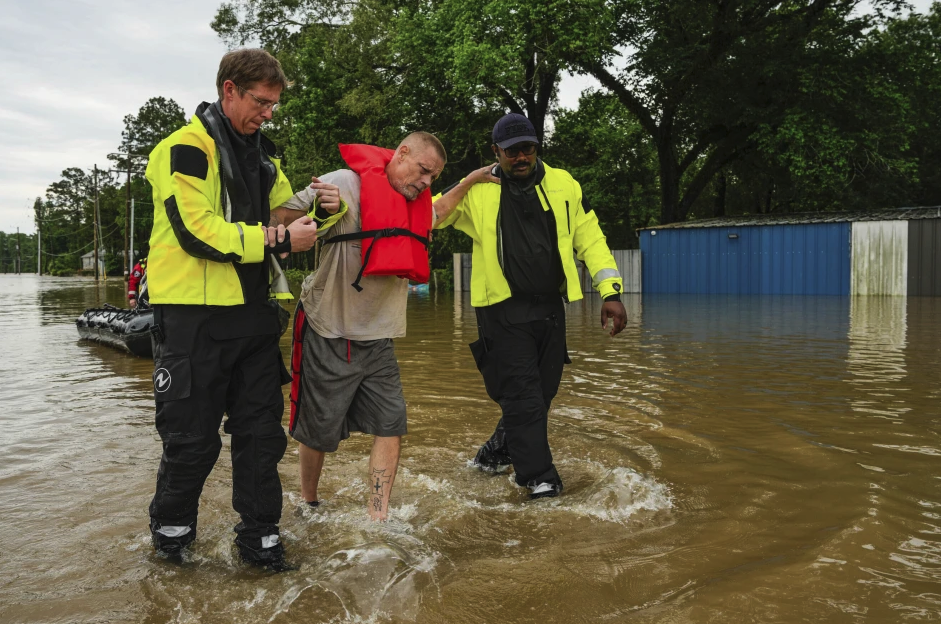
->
xmin=492 ymin=113 xmax=539 ymax=149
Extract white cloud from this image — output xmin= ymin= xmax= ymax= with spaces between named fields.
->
xmin=0 ymin=0 xmax=228 ymax=234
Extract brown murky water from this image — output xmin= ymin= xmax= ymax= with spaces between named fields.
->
xmin=1 ymin=274 xmax=940 ymax=623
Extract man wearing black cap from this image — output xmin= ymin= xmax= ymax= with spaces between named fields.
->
xmin=433 ymin=113 xmax=628 ymax=499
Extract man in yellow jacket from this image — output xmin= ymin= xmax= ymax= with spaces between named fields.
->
xmin=145 ymin=49 xmax=325 ymax=570
xmin=433 ymin=113 xmax=628 ymax=499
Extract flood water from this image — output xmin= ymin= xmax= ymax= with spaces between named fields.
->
xmin=1 ymin=274 xmax=940 ymax=623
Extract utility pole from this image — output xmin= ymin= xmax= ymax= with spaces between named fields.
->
xmin=93 ymin=165 xmax=100 ymax=281
xmin=15 ymin=227 xmax=21 ymax=274
xmin=37 ymin=229 xmax=41 ymax=275
xmin=129 ymin=198 xmax=135 ymax=266
xmin=124 ymin=132 xmax=131 ymax=281
xmin=108 ymin=140 xmax=146 ymax=284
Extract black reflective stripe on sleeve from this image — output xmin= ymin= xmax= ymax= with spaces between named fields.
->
xmin=581 ymin=196 xmax=594 ymax=215
xmin=164 ymin=195 xmax=241 ymax=262
xmin=170 ymin=144 xmax=209 ymax=180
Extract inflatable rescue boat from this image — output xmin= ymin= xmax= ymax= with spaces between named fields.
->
xmin=76 ymin=304 xmax=154 ymax=358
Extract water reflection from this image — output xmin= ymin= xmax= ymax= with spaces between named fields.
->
xmin=2 ymin=277 xmax=941 ymax=622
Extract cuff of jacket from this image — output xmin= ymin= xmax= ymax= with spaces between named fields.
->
xmin=309 ymin=199 xmax=349 ymax=225
xmin=240 ymin=223 xmax=265 ymax=264
xmin=597 ymin=279 xmax=623 ymax=300
xmin=265 ymin=229 xmax=292 ymax=255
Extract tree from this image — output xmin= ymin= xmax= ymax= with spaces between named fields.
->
xmin=105 ymin=97 xmax=185 ymax=269
xmin=871 ymin=3 xmax=941 ymax=206
xmin=555 ymin=0 xmax=911 ymax=223
xmin=116 ymin=96 xmax=187 ymax=159
xmin=208 ymin=0 xmax=936 ymax=258
xmin=549 ymin=91 xmax=660 ymax=247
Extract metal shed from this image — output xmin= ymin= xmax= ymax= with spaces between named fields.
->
xmin=639 ymin=207 xmax=941 ymax=296
xmin=80 ymin=249 xmax=106 ymax=275
xmin=453 ymin=250 xmax=642 ymax=294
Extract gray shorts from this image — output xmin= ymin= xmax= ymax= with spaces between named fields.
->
xmin=290 ymin=328 xmax=407 ymax=452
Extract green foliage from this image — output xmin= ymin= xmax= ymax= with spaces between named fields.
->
xmin=0 ymin=231 xmax=38 ymax=273
xmin=874 ymin=5 xmax=941 ymax=205
xmin=548 ymin=91 xmax=660 ymax=247
xmin=120 ymin=96 xmax=187 ymax=156
xmin=208 ymin=0 xmax=941 ymax=266
xmin=431 ymin=267 xmax=453 ymax=292
xmin=31 ymin=1 xmax=935 ymax=281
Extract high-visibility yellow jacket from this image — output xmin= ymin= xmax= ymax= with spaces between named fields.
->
xmin=146 ymin=113 xmax=342 ymax=305
xmin=436 ymin=162 xmax=623 ymax=307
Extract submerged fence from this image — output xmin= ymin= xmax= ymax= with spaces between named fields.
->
xmin=452 ymin=250 xmax=641 ymax=294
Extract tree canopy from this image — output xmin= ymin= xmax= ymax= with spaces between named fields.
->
xmin=211 ymin=0 xmax=940 ymax=242
xmin=17 ymin=1 xmax=940 ymax=276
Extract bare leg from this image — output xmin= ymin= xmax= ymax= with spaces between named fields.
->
xmin=298 ymin=443 xmax=326 ymax=504
xmin=367 ymin=436 xmax=401 ymax=521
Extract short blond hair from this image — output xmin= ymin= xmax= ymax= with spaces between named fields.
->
xmin=400 ymin=131 xmax=448 ymax=164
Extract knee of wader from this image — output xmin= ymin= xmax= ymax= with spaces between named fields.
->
xmin=498 ymin=392 xmax=548 ymax=422
xmin=161 ymin=432 xmax=223 ymax=464
xmin=229 ymin=416 xmax=288 ymax=456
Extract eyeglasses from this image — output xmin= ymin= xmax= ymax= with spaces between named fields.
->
xmin=234 ymin=83 xmax=280 ymax=112
xmin=501 ymin=143 xmax=537 ymax=158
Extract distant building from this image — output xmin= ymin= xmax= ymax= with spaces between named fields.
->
xmin=639 ymin=207 xmax=941 ymax=296
xmin=81 ymin=249 xmax=106 ymax=275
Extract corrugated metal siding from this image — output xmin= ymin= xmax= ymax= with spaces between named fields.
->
xmin=640 ymin=223 xmax=851 ymax=295
xmin=577 ymin=249 xmax=641 ymax=293
xmin=454 ymin=250 xmax=640 ymax=294
xmin=908 ymin=219 xmax=941 ymax=296
xmin=460 ymin=253 xmax=473 ymax=292
xmin=850 ymin=221 xmax=908 ymax=296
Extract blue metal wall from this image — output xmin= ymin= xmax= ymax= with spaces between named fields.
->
xmin=640 ymin=223 xmax=851 ymax=295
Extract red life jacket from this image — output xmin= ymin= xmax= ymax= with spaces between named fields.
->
xmin=326 ymin=144 xmax=431 ymax=291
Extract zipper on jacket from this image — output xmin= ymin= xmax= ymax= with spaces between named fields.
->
xmin=537 ymin=184 xmax=571 ymax=298
xmin=496 ymin=204 xmax=505 ymax=272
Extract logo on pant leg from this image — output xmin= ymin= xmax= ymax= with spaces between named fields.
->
xmin=153 ymin=368 xmax=172 ymax=393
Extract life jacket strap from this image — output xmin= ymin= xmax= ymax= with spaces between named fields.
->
xmin=323 ymin=228 xmax=430 ymax=292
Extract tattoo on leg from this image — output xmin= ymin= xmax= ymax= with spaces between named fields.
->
xmin=370 ymin=468 xmax=393 ymax=516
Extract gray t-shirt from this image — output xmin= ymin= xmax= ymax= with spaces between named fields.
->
xmin=283 ymin=169 xmax=408 ymax=340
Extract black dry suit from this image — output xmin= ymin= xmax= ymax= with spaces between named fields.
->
xmin=148 ymin=101 xmax=292 ymax=560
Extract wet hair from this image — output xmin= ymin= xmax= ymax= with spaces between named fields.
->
xmin=399 ymin=132 xmax=448 ymax=164
xmin=216 ymin=48 xmax=291 ymax=98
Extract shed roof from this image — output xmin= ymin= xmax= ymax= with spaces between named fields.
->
xmin=640 ymin=206 xmax=941 ymax=230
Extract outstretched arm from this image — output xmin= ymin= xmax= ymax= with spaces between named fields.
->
xmin=432 ymin=165 xmax=499 ymax=227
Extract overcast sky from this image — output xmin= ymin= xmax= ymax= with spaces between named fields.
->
xmin=0 ymin=0 xmax=935 ymax=233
